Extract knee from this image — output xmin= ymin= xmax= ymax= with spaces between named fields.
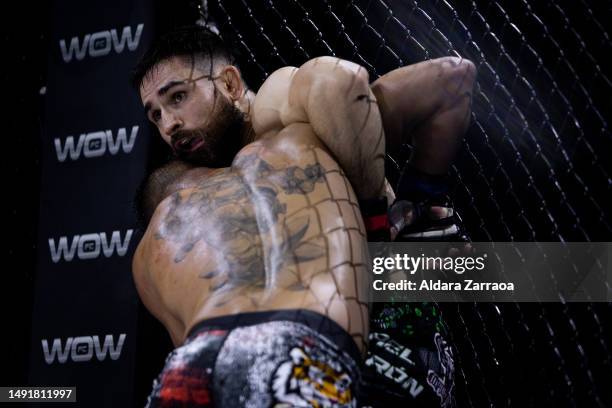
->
xmin=426 ymin=57 xmax=476 ymax=117
xmin=434 ymin=56 xmax=477 ymax=91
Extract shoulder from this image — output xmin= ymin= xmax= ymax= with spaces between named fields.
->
xmin=252 ymin=66 xmax=299 ymax=136
xmin=257 ymin=66 xmax=299 ymax=99
xmin=132 ymin=187 xmax=195 ymax=270
xmin=134 ymin=189 xmax=193 ymax=248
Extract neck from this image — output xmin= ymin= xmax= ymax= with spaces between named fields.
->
xmin=239 ymin=89 xmax=256 ymax=119
xmin=239 ymin=90 xmax=257 ymax=145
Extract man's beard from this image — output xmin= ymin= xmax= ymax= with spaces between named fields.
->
xmin=171 ymin=94 xmax=250 ymax=168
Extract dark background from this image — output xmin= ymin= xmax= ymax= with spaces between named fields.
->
xmin=5 ymin=0 xmax=611 ymax=406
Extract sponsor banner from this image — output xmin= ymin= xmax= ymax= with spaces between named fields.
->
xmin=42 ymin=333 xmax=126 ymax=364
xmin=59 ymin=24 xmax=144 ymax=63
xmin=367 ymin=242 xmax=610 ymax=302
xmin=48 ymin=229 xmax=133 ymax=263
xmin=54 ymin=125 xmax=139 ymax=162
xmin=29 ymin=0 xmax=155 ymax=406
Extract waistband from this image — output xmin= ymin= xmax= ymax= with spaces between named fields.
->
xmin=187 ymin=309 xmax=362 ymax=363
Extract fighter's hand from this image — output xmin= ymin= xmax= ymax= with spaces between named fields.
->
xmin=389 ymin=200 xmax=472 ymax=256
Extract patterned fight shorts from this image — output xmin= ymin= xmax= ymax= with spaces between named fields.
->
xmin=360 ymin=302 xmax=455 ymax=408
xmin=146 ymin=309 xmax=362 ymax=407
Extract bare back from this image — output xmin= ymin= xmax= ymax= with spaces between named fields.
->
xmin=132 ymin=123 xmax=370 ymax=349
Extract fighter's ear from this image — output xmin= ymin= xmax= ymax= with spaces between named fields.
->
xmin=218 ymin=65 xmax=245 ymax=103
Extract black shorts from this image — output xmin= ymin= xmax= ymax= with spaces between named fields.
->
xmin=146 ymin=309 xmax=362 ymax=407
xmin=360 ymin=302 xmax=456 ymax=408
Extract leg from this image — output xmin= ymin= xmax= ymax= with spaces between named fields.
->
xmin=371 ymin=57 xmax=476 ymax=240
xmin=371 ymin=56 xmax=476 ymax=175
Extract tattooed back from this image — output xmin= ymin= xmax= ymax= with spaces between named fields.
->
xmin=132 ymin=123 xmax=370 ymax=349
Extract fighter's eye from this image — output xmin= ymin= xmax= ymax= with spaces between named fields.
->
xmin=151 ymin=110 xmax=161 ymax=123
xmin=172 ymin=91 xmax=186 ymax=104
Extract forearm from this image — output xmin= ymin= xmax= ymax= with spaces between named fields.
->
xmin=284 ymin=57 xmax=386 ymax=200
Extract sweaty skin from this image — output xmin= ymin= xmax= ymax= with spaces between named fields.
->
xmin=133 ymin=55 xmax=475 ymax=351
xmin=134 ymin=132 xmax=371 ymax=350
xmin=133 ymin=59 xmax=385 ymax=351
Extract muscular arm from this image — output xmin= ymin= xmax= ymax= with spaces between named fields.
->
xmin=253 ymin=56 xmax=475 ymax=200
xmin=278 ymin=57 xmax=386 ymax=201
xmin=371 ymin=57 xmax=476 ymax=175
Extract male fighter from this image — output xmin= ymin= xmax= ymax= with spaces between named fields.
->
xmin=132 ymin=26 xmax=475 ymax=407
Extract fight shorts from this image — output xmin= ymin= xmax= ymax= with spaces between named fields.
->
xmin=146 ymin=309 xmax=362 ymax=407
xmin=360 ymin=302 xmax=456 ymax=408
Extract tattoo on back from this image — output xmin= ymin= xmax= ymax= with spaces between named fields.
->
xmin=154 ymin=153 xmax=329 ymax=294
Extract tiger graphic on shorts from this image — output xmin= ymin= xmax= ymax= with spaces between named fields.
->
xmin=272 ymin=346 xmax=356 ymax=407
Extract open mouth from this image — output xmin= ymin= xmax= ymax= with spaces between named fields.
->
xmin=173 ymin=135 xmax=205 ymax=153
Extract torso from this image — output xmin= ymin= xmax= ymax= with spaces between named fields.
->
xmin=133 ymin=123 xmax=370 ymax=350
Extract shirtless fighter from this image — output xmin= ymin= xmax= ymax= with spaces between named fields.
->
xmin=132 ymin=26 xmax=475 ymax=407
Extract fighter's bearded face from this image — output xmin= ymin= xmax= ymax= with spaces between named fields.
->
xmin=139 ymin=56 xmax=247 ymax=167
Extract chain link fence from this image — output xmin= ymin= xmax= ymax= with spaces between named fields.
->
xmin=192 ymin=0 xmax=611 ymax=405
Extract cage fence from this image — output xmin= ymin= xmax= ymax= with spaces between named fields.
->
xmin=193 ymin=0 xmax=611 ymax=406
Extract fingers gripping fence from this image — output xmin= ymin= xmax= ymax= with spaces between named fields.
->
xmin=195 ymin=0 xmax=611 ymax=406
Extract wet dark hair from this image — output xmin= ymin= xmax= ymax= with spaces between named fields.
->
xmin=131 ymin=25 xmax=236 ymax=90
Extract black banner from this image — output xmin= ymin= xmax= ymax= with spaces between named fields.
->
xmin=29 ymin=1 xmax=155 ymax=406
